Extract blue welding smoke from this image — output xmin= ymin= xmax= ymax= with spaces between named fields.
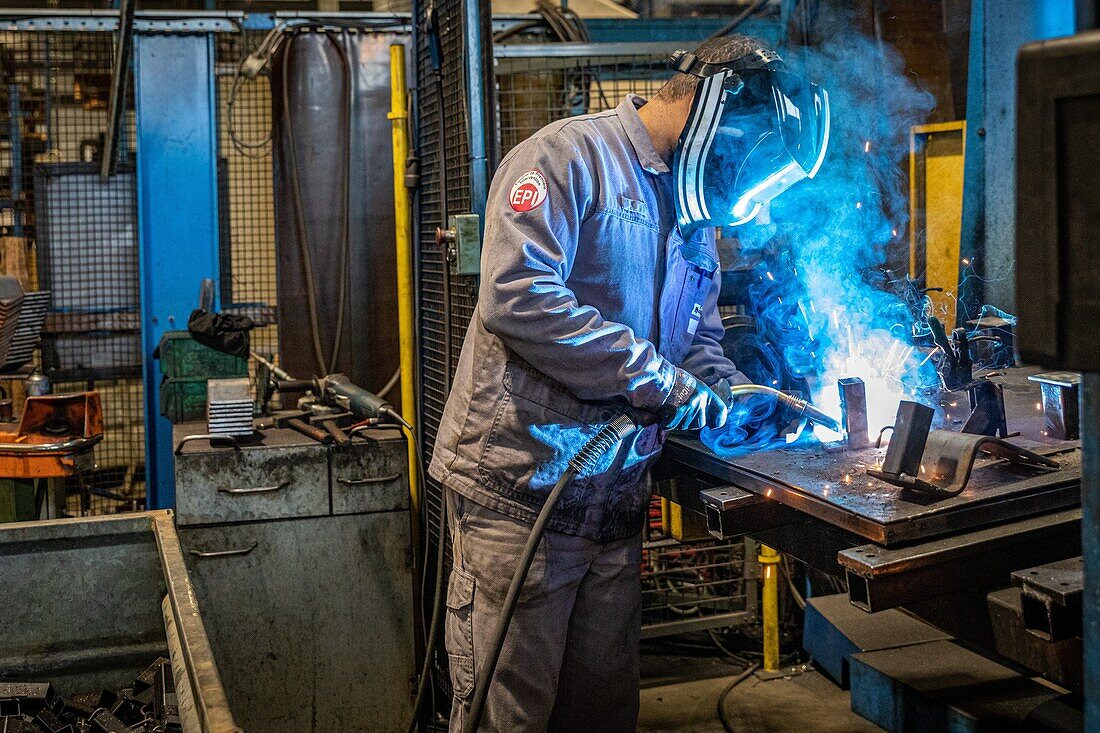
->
xmin=703 ymin=13 xmax=941 ymax=455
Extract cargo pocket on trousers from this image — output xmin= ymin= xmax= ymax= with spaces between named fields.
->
xmin=445 ymin=566 xmax=476 ymax=701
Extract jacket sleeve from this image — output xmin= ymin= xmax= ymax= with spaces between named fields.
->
xmin=478 ymin=132 xmax=678 ymax=411
xmin=678 ymin=265 xmax=751 ymax=387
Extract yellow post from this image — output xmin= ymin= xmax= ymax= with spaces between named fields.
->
xmin=388 ymin=44 xmax=418 ymax=515
xmin=759 ymin=544 xmax=781 ymax=672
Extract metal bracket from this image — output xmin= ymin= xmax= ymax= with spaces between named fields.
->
xmin=1028 ymin=371 xmax=1081 ymax=440
xmin=869 ymin=429 xmax=1059 ymax=497
xmin=962 ymin=378 xmax=1008 ymax=437
xmin=699 ymin=485 xmax=765 ymax=539
xmin=1011 ymin=557 xmax=1083 ymax=641
xmin=838 ymin=377 xmax=868 ymax=448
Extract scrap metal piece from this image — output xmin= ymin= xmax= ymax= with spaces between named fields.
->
xmin=838 ymin=377 xmax=868 ymax=449
xmin=1028 ymin=371 xmax=1081 ymax=440
xmin=870 ymin=430 xmax=1059 ymax=497
xmin=962 ymin=378 xmax=1008 ymax=437
xmin=1011 ymin=556 xmax=1083 ymax=642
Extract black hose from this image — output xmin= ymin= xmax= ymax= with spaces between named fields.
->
xmin=404 ymin=448 xmax=446 ymax=733
xmin=462 ymin=415 xmax=637 ymax=733
xmin=717 ymin=662 xmax=761 ymax=733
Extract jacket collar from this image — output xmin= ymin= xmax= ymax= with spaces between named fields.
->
xmin=618 ymin=95 xmax=670 ymax=175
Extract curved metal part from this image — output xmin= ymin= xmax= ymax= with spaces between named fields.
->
xmin=218 ymin=482 xmax=289 ymax=496
xmin=175 ymin=434 xmax=242 ymax=456
xmin=0 ymin=434 xmax=102 ymax=455
xmin=869 ymin=430 xmax=1060 ymax=497
xmin=188 ymin=542 xmax=258 ymax=559
xmin=337 ymin=473 xmax=401 ymax=487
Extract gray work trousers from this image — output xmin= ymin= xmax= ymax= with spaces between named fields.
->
xmin=445 ymin=489 xmax=642 ymax=732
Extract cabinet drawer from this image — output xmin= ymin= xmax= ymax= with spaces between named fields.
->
xmin=331 ymin=439 xmax=408 ymax=516
xmin=180 ymin=514 xmax=415 ymax=732
xmin=175 ymin=443 xmax=328 ymax=526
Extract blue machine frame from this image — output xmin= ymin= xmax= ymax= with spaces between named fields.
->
xmin=134 ymin=32 xmax=222 ymax=509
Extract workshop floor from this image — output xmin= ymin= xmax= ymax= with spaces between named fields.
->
xmin=638 ymin=644 xmax=882 ymax=733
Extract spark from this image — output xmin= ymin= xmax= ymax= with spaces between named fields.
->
xmin=1035 ymin=402 xmax=1042 ymax=411
xmin=842 ymin=474 xmax=853 ymax=484
xmin=962 ymin=258 xmax=970 ymax=265
xmin=855 ymin=201 xmax=863 ymax=209
xmin=864 ymin=140 xmax=871 ymax=152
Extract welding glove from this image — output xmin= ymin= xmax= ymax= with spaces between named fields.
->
xmin=661 ymin=368 xmax=729 ymax=431
xmin=712 ymin=374 xmax=753 ymax=407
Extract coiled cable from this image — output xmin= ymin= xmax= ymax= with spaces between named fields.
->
xmin=462 ymin=415 xmax=637 ymax=733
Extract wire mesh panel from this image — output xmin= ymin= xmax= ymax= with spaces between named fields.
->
xmin=1 ymin=29 xmax=145 ymax=514
xmin=214 ymin=30 xmax=279 ymax=361
xmin=415 ymin=0 xmax=483 ymax=539
xmin=495 ymin=50 xmax=674 ymax=156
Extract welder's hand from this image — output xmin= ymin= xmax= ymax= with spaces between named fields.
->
xmin=660 ymin=369 xmax=729 ymax=431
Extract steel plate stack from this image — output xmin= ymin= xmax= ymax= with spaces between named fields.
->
xmin=2 ymin=291 xmax=51 ymax=371
xmin=0 ymin=277 xmax=26 ymax=368
xmin=206 ymin=377 xmax=253 ymax=437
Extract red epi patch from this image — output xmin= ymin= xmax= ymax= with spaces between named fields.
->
xmin=509 ymin=170 xmax=548 ymax=212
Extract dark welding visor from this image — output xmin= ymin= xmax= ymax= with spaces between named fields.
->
xmin=672 ymin=49 xmax=830 ymax=232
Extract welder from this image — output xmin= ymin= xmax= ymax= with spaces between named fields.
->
xmin=428 ymin=32 xmax=830 ymax=732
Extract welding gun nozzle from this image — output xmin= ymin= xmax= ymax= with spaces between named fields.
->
xmin=798 ymin=401 xmax=842 ymax=432
xmin=725 ymin=384 xmax=842 ymax=432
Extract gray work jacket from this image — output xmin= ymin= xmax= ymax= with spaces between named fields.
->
xmin=428 ymin=96 xmax=745 ymax=542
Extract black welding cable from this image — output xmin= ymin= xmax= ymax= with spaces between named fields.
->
xmin=462 ymin=416 xmax=637 ymax=733
xmin=404 ymin=453 xmax=446 ymax=733
xmin=717 ymin=662 xmax=762 ymax=733
xmin=326 ymin=29 xmax=353 ymax=374
xmin=281 ymin=36 xmax=329 ymax=375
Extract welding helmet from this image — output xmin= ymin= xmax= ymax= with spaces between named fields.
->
xmin=671 ymin=48 xmax=830 ymax=234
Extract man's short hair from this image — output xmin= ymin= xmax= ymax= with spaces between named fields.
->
xmin=653 ymin=34 xmax=769 ymax=103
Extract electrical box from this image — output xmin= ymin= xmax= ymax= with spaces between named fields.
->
xmin=450 ymin=213 xmax=482 ymax=276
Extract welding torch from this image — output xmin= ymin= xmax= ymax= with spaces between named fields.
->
xmin=719 ymin=382 xmax=841 ymax=432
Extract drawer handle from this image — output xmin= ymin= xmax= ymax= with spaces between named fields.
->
xmin=189 ymin=542 xmax=258 ymax=559
xmin=218 ymin=481 xmax=290 ymax=495
xmin=337 ymin=473 xmax=401 ymax=487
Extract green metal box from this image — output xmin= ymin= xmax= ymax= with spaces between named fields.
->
xmin=158 ymin=332 xmax=247 ymax=380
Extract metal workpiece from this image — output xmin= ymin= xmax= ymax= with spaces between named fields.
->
xmin=663 ymin=367 xmax=1082 ymax=546
xmin=665 ymin=433 xmax=1080 ymax=547
xmin=1011 ymin=557 xmax=1083 ymax=642
xmin=838 ymin=509 xmax=1082 ymax=613
xmin=878 ymin=401 xmax=934 ymax=477
xmin=987 ymin=587 xmax=1083 ymax=695
xmin=869 ymin=430 xmax=1059 ymax=498
xmin=698 ymin=485 xmax=792 ymax=540
xmin=838 ymin=377 xmax=868 ymax=449
xmin=1029 ymin=371 xmax=1081 ymax=440
xmin=0 ymin=511 xmax=239 ymax=732
xmin=961 ymin=378 xmax=1008 ymax=437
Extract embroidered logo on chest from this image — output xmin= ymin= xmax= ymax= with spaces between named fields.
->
xmin=509 ymin=170 xmax=548 ymax=212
